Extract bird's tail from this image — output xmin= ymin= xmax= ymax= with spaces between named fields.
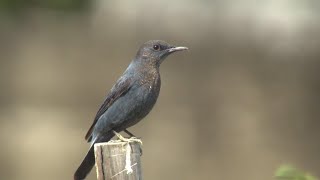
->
xmin=74 ymin=133 xmax=114 ymax=180
xmin=74 ymin=144 xmax=95 ymax=180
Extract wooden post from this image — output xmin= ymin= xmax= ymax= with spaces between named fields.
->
xmin=94 ymin=141 xmax=142 ymax=180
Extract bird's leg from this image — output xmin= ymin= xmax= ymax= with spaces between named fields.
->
xmin=124 ymin=129 xmax=135 ymax=137
xmin=113 ymin=130 xmax=142 ymax=145
xmin=123 ymin=130 xmax=143 ymax=156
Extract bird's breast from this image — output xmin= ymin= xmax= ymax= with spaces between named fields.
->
xmin=140 ymin=72 xmax=160 ymax=96
xmin=134 ymin=72 xmax=161 ymax=115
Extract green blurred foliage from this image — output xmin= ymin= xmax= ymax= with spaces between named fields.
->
xmin=275 ymin=165 xmax=318 ymax=180
xmin=0 ymin=0 xmax=89 ymax=12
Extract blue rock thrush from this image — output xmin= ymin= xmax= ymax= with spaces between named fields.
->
xmin=74 ymin=40 xmax=188 ymax=180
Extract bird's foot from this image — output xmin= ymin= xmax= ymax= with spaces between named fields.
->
xmin=113 ymin=130 xmax=143 ymax=145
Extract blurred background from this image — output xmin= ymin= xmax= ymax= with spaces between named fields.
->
xmin=0 ymin=0 xmax=319 ymax=180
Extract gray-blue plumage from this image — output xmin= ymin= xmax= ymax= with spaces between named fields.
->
xmin=74 ymin=40 xmax=188 ymax=180
xmin=91 ymin=67 xmax=160 ymax=143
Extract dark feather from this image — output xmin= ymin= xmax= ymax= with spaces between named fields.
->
xmin=85 ymin=77 xmax=132 ymax=141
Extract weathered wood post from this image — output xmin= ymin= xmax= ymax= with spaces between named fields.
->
xmin=94 ymin=141 xmax=142 ymax=180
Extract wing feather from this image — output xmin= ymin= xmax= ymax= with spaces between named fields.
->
xmin=84 ymin=77 xmax=132 ymax=141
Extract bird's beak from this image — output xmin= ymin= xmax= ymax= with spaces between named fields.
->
xmin=168 ymin=46 xmax=188 ymax=53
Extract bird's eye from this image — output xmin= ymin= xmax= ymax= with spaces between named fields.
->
xmin=153 ymin=45 xmax=160 ymax=50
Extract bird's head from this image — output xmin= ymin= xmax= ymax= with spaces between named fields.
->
xmin=135 ymin=40 xmax=188 ymax=67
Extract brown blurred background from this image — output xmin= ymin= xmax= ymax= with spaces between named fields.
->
xmin=0 ymin=0 xmax=320 ymax=180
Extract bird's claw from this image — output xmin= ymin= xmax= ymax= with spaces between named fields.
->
xmin=113 ymin=131 xmax=143 ymax=145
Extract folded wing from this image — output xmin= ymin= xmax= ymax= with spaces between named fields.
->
xmin=85 ymin=77 xmax=132 ymax=142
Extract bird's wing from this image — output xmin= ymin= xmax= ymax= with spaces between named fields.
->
xmin=85 ymin=76 xmax=133 ymax=141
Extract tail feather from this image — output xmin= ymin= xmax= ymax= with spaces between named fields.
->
xmin=74 ymin=132 xmax=114 ymax=180
xmin=74 ymin=145 xmax=95 ymax=180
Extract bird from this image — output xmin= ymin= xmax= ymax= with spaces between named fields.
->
xmin=74 ymin=40 xmax=188 ymax=180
